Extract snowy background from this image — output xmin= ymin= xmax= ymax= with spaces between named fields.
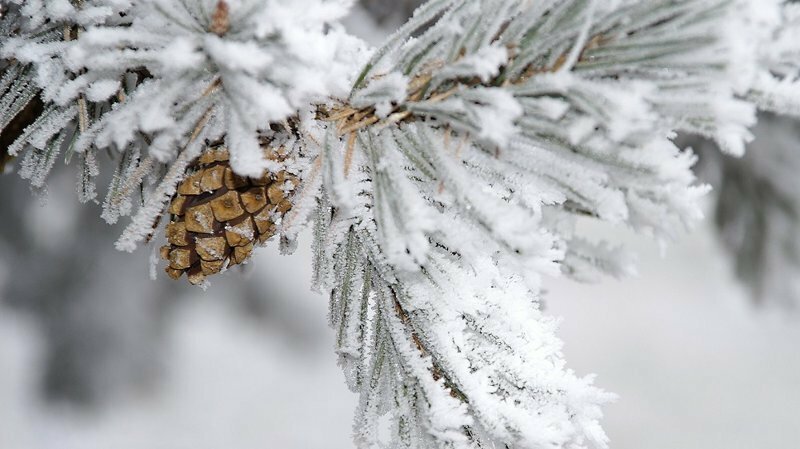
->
xmin=2 ymin=196 xmax=799 ymax=449
xmin=1 ymin=3 xmax=799 ymax=449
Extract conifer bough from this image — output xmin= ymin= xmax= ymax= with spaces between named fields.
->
xmin=1 ymin=0 xmax=799 ymax=448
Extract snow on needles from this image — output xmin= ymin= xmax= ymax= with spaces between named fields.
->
xmin=3 ymin=0 xmax=800 ymax=448
xmin=9 ymin=0 xmax=362 ymax=178
xmin=308 ymin=1 xmax=800 ymax=448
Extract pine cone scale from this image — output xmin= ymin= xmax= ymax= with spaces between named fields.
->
xmin=160 ymin=145 xmax=295 ymax=285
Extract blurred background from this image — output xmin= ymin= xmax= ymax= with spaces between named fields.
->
xmin=1 ymin=2 xmax=799 ymax=449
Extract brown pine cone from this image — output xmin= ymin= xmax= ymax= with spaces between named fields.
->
xmin=160 ymin=145 xmax=297 ymax=285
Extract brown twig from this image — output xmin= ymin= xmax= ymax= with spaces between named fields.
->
xmin=344 ymin=131 xmax=357 ymax=178
xmin=390 ymin=288 xmax=469 ymax=403
xmin=324 ymin=29 xmax=609 ymax=140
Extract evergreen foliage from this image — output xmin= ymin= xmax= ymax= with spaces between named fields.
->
xmin=1 ymin=0 xmax=799 ymax=447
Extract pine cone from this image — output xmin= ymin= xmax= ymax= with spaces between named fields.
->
xmin=160 ymin=145 xmax=297 ymax=285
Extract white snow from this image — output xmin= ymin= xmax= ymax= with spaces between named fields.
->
xmin=0 ymin=219 xmax=798 ymax=448
xmin=2 ymin=1 xmax=800 ymax=448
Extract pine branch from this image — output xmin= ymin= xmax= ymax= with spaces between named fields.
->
xmin=0 ymin=77 xmax=43 ymax=172
xmin=0 ymin=1 xmax=129 ymax=198
xmin=2 ymin=2 xmax=800 ymax=448
xmin=320 ymin=0 xmax=744 ymax=288
xmin=745 ymin=3 xmax=800 ymax=118
xmin=1 ymin=0 xmax=358 ymax=249
xmin=307 ymin=1 xmax=799 ymax=447
xmin=315 ymin=213 xmax=611 ymax=448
